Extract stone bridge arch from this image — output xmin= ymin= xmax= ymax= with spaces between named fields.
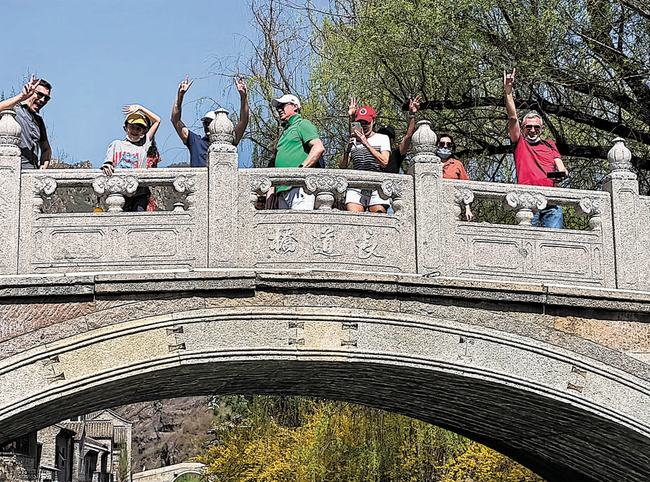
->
xmin=132 ymin=462 xmax=205 ymax=482
xmin=1 ymin=270 xmax=650 ymax=482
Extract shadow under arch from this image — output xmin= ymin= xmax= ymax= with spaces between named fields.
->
xmin=1 ymin=283 xmax=650 ymax=482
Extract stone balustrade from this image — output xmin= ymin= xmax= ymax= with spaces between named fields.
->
xmin=0 ymin=109 xmax=644 ymax=290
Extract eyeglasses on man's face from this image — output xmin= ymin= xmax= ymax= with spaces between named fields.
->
xmin=524 ymin=125 xmax=542 ymax=131
xmin=35 ymin=91 xmax=51 ymax=102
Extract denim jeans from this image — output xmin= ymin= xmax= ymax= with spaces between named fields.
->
xmin=532 ymin=204 xmax=563 ymax=229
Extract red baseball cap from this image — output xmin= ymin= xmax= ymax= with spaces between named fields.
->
xmin=355 ymin=106 xmax=376 ymax=122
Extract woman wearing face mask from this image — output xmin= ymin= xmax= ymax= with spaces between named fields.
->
xmin=340 ymin=101 xmax=391 ymax=213
xmin=437 ymin=134 xmax=474 ymax=221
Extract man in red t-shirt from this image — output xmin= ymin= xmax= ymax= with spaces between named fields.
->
xmin=504 ymin=69 xmax=569 ymax=228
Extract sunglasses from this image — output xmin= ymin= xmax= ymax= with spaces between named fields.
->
xmin=524 ymin=125 xmax=542 ymax=131
xmin=438 ymin=141 xmax=453 ymax=148
xmin=359 ymin=120 xmax=371 ymax=127
xmin=128 ymin=124 xmax=146 ymax=132
xmin=35 ymin=91 xmax=51 ymax=102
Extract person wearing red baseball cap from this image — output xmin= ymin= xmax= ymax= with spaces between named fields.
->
xmin=340 ymin=100 xmax=391 ymax=212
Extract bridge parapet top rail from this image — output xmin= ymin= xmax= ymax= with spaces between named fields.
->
xmin=0 ymin=109 xmax=644 ymax=290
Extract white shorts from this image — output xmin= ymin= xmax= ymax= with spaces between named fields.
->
xmin=345 ymin=188 xmax=388 ymax=208
xmin=278 ymin=187 xmax=315 ymax=210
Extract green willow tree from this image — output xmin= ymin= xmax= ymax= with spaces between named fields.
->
xmin=196 ymin=395 xmax=545 ymax=482
xmin=307 ymin=0 xmax=650 ymax=190
xmin=232 ymin=0 xmax=650 ymax=193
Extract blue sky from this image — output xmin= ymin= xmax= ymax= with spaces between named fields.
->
xmin=0 ymin=0 xmax=255 ymax=167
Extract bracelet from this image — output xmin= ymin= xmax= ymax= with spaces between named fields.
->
xmin=408 ymin=114 xmax=415 ymax=119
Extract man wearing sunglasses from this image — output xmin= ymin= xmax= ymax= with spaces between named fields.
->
xmin=505 ymin=68 xmax=569 ymax=228
xmin=171 ymin=76 xmax=249 ymax=167
xmin=270 ymin=93 xmax=325 ymax=210
xmin=0 ymin=74 xmax=52 ymax=170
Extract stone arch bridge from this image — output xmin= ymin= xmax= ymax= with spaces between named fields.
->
xmin=132 ymin=462 xmax=205 ymax=482
xmin=1 ymin=109 xmax=650 ymax=481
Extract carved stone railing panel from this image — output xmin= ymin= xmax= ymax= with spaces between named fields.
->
xmin=504 ymin=190 xmax=548 ymax=226
xmin=238 ymin=168 xmax=416 ymax=273
xmin=92 ymin=175 xmax=138 ymax=212
xmin=173 ymin=174 xmax=197 ymax=211
xmin=305 ymin=174 xmax=348 ymax=210
xmin=437 ymin=179 xmax=615 ymax=288
xmin=32 ymin=176 xmax=57 ymax=213
xmin=576 ymin=196 xmax=603 ymax=231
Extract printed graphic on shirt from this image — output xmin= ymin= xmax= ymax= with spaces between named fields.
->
xmin=114 ymin=151 xmax=142 ymax=169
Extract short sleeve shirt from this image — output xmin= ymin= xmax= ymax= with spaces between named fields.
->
xmin=104 ymin=136 xmax=152 ymax=169
xmin=15 ymin=103 xmax=48 ymax=169
xmin=275 ymin=115 xmax=320 ymax=168
xmin=275 ymin=114 xmax=320 ymax=193
xmin=514 ymin=138 xmax=561 ymax=187
xmin=186 ymin=130 xmax=209 ymax=167
xmin=349 ymin=133 xmax=391 ymax=172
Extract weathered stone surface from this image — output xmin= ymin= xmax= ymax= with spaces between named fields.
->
xmin=0 ymin=271 xmax=649 ymax=482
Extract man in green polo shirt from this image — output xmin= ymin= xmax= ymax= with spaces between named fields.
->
xmin=271 ymin=94 xmax=325 ymax=210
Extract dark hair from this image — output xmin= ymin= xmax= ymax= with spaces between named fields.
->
xmin=377 ymin=125 xmax=396 ymax=141
xmin=36 ymin=79 xmax=52 ymax=91
xmin=437 ymin=133 xmax=456 ymax=151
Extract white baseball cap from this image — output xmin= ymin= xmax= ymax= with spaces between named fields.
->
xmin=271 ymin=94 xmax=301 ymax=109
xmin=201 ymin=111 xmax=217 ymax=123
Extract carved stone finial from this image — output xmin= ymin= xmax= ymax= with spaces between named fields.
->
xmin=208 ymin=108 xmax=235 ymax=145
xmin=411 ymin=121 xmax=438 ymax=155
xmin=411 ymin=120 xmax=439 ymax=164
xmin=606 ymin=137 xmax=636 ymax=181
xmin=0 ymin=110 xmax=21 ymax=149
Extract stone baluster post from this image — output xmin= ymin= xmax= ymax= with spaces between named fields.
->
xmin=411 ymin=120 xmax=444 ymax=275
xmin=207 ymin=109 xmax=239 ymax=267
xmin=0 ymin=110 xmax=23 ymax=274
xmin=602 ymin=138 xmax=641 ymax=290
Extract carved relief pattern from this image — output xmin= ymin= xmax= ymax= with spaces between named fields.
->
xmin=505 ymin=191 xmax=547 ymax=226
xmin=269 ymin=228 xmax=299 ymax=254
xmin=313 ymin=227 xmax=341 ymax=257
xmin=173 ymin=175 xmax=197 ymax=211
xmin=577 ymin=197 xmax=603 ymax=231
xmin=381 ymin=179 xmax=405 ymax=198
xmin=305 ymin=175 xmax=348 ymax=194
xmin=33 ymin=177 xmax=57 ymax=213
xmin=250 ymin=176 xmax=272 ymax=195
xmin=453 ymin=187 xmax=474 ymax=218
xmin=305 ymin=175 xmax=348 ymax=210
xmin=355 ymin=230 xmax=385 ymax=259
xmin=92 ymin=175 xmax=139 ymax=213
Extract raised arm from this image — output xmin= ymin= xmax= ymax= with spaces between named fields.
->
xmin=0 ymin=75 xmax=39 ymax=111
xmin=233 ymin=77 xmax=249 ymax=146
xmin=123 ymin=104 xmax=161 ymax=140
xmin=504 ymin=69 xmax=520 ymax=144
xmin=171 ymin=76 xmax=193 ymax=145
xmin=399 ymin=95 xmax=421 ymax=157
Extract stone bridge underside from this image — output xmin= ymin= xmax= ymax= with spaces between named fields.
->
xmin=1 ymin=270 xmax=650 ymax=482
